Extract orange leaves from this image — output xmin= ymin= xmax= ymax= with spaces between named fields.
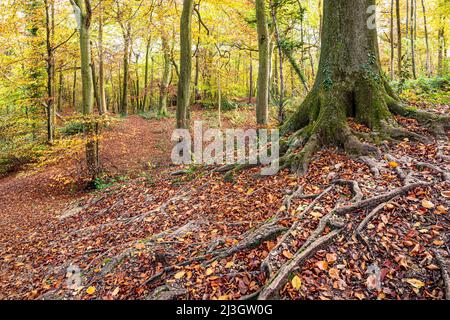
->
xmin=421 ymin=199 xmax=435 ymax=209
xmin=86 ymin=286 xmax=96 ymax=295
xmin=388 ymin=161 xmax=399 ymax=169
xmin=316 ymin=261 xmax=328 ymax=271
xmin=328 ymin=268 xmax=340 ymax=280
xmin=282 ymin=250 xmax=294 ymax=259
xmin=325 ymin=253 xmax=337 ymax=264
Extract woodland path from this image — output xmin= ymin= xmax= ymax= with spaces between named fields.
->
xmin=0 ymin=109 xmax=449 ymax=300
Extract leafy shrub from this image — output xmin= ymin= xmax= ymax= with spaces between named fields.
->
xmin=60 ymin=121 xmax=85 ymax=136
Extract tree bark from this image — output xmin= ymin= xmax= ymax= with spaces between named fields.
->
xmin=410 ymin=0 xmax=417 ymax=79
xmin=281 ymin=0 xmax=446 ymax=173
xmin=143 ymin=37 xmax=151 ymax=111
xmin=249 ymin=50 xmax=253 ymax=103
xmin=395 ymin=0 xmax=402 ymax=79
xmin=255 ymin=0 xmax=270 ymax=125
xmin=390 ymin=0 xmax=395 ymax=79
xmin=121 ymin=27 xmax=131 ymax=115
xmin=159 ymin=35 xmax=171 ymax=117
xmin=44 ymin=0 xmax=55 ymax=143
xmin=98 ymin=6 xmax=106 ymax=114
xmin=91 ymin=43 xmax=101 ymax=113
xmin=420 ymin=0 xmax=431 ymax=77
xmin=176 ymin=0 xmax=195 ymax=129
xmin=71 ymin=0 xmax=98 ymax=181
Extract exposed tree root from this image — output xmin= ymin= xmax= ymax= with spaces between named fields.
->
xmin=359 ymin=156 xmax=383 ymax=177
xmin=416 ymin=162 xmax=450 ymax=182
xmin=386 ymin=96 xmax=450 ymax=139
xmin=258 ymin=228 xmax=343 ymax=300
xmin=143 ymin=221 xmax=286 ymax=291
xmin=146 ymin=284 xmax=188 ymax=300
xmin=261 ymin=185 xmax=335 ymax=277
xmin=434 ymin=250 xmax=450 ymax=300
xmin=355 ymin=201 xmax=393 ymax=237
xmin=257 ymin=181 xmax=430 ymax=300
xmin=437 ymin=145 xmax=450 ymax=162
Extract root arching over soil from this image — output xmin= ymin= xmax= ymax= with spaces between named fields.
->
xmin=280 ymin=75 xmax=449 ymax=174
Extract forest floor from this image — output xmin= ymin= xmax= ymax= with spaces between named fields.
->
xmin=0 ymin=103 xmax=449 ymax=300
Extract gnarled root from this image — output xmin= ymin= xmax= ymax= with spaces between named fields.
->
xmin=257 ymin=181 xmax=430 ymax=300
xmin=386 ymin=95 xmax=450 ymax=140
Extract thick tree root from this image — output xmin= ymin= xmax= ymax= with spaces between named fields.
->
xmin=258 ymin=228 xmax=343 ymax=300
xmin=261 ymin=185 xmax=335 ymax=277
xmin=144 ymin=221 xmax=287 ymax=289
xmin=359 ymin=156 xmax=383 ymax=177
xmin=386 ymin=96 xmax=450 ymax=139
xmin=257 ymin=181 xmax=430 ymax=300
xmin=437 ymin=145 xmax=450 ymax=162
xmin=416 ymin=162 xmax=450 ymax=182
xmin=146 ymin=284 xmax=188 ymax=300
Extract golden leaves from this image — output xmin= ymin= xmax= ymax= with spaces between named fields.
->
xmin=86 ymin=286 xmax=96 ymax=295
xmin=316 ymin=261 xmax=328 ymax=271
xmin=291 ymin=276 xmax=302 ymax=290
xmin=421 ymin=200 xmax=435 ymax=209
xmin=282 ymin=250 xmax=294 ymax=259
xmin=404 ymin=278 xmax=425 ymax=289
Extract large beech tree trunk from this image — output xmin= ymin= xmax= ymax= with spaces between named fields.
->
xmin=282 ymin=0 xmax=448 ymax=173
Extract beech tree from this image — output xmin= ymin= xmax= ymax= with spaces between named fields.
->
xmin=255 ymin=0 xmax=270 ymax=125
xmin=176 ymin=0 xmax=195 ymax=129
xmin=281 ymin=0 xmax=449 ymax=173
xmin=70 ymin=0 xmax=98 ymax=180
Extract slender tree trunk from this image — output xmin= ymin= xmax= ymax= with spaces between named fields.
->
xmin=395 ymin=0 xmax=402 ymax=79
xmin=79 ymin=27 xmax=93 ymax=114
xmin=406 ymin=0 xmax=409 ymax=38
xmin=255 ymin=0 xmax=270 ymax=125
xmin=150 ymin=56 xmax=155 ymax=109
xmin=217 ymin=67 xmax=222 ymax=128
xmin=57 ymin=67 xmax=63 ymax=112
xmin=410 ymin=0 xmax=417 ymax=79
xmin=270 ymin=2 xmax=285 ymax=122
xmin=44 ymin=0 xmax=54 ymax=143
xmin=143 ymin=37 xmax=151 ymax=111
xmin=438 ymin=24 xmax=444 ymax=76
xmin=176 ymin=0 xmax=195 ymax=129
xmin=98 ymin=7 xmax=106 ymax=114
xmin=91 ymin=44 xmax=101 ymax=113
xmin=134 ymin=53 xmax=140 ymax=112
xmin=159 ymin=35 xmax=171 ymax=117
xmin=390 ymin=0 xmax=395 ymax=79
xmin=72 ymin=62 xmax=77 ymax=109
xmin=121 ymin=27 xmax=131 ymax=115
xmin=71 ymin=0 xmax=98 ymax=181
xmin=249 ymin=50 xmax=253 ymax=103
xmin=194 ymin=49 xmax=200 ymax=102
xmin=420 ymin=0 xmax=431 ymax=77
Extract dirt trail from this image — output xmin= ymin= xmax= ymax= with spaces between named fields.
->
xmin=0 ymin=115 xmax=175 ymax=298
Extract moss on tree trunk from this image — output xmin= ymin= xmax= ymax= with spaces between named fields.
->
xmin=282 ymin=0 xmax=448 ymax=173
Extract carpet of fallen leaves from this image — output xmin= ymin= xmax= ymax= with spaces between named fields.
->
xmin=0 ymin=105 xmax=448 ymax=301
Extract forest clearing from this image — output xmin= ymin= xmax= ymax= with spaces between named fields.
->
xmin=0 ymin=0 xmax=449 ymax=303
